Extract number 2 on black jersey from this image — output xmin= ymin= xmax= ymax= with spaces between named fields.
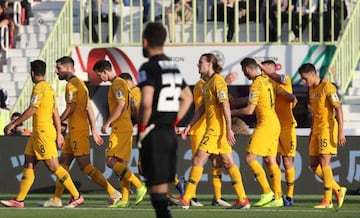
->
xmin=157 ymin=73 xmax=182 ymax=112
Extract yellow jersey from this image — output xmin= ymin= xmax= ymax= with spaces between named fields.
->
xmin=309 ymin=80 xmax=340 ymax=131
xmin=66 ymin=76 xmax=89 ymax=132
xmin=30 ymin=81 xmax=56 ymax=129
xmin=189 ymin=79 xmax=206 ymax=135
xmin=202 ymin=74 xmax=228 ymax=135
xmin=130 ymin=86 xmax=141 ymax=113
xmin=249 ymin=75 xmax=279 ymax=127
xmin=271 ymin=74 xmax=297 ymax=127
xmin=108 ymin=77 xmax=133 ymax=132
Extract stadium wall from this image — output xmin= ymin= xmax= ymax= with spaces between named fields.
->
xmin=0 ymin=135 xmax=359 ymax=195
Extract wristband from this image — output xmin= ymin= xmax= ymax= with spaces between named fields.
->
xmin=173 ymin=117 xmax=180 ymax=127
xmin=138 ymin=124 xmax=147 ymax=133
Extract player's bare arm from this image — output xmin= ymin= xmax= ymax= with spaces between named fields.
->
xmin=278 ymin=88 xmax=298 ymax=108
xmin=182 ymin=103 xmax=205 ymax=140
xmin=53 ymin=108 xmax=65 ymax=149
xmin=177 ymin=86 xmax=193 ymax=124
xmin=137 ymin=85 xmax=154 ymax=147
xmin=256 ymin=60 xmax=284 ymax=84
xmin=101 ymin=100 xmax=125 ymax=134
xmin=231 ymin=103 xmax=256 ymax=117
xmin=86 ymin=99 xmax=104 ymax=146
xmin=229 ymin=96 xmax=248 ymax=109
xmin=175 ymin=86 xmax=193 ymax=135
xmin=334 ymin=103 xmax=346 ymax=146
xmin=60 ymin=102 xmax=76 ymax=122
xmin=138 ymin=85 xmax=154 ymax=126
xmin=222 ymin=101 xmax=236 ymax=146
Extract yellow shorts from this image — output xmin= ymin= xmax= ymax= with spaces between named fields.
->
xmin=106 ymin=131 xmax=133 ymax=162
xmin=309 ymin=124 xmax=338 ymax=156
xmin=61 ymin=130 xmax=90 ymax=156
xmin=24 ymin=128 xmax=58 ymax=160
xmin=278 ymin=126 xmax=297 ymax=157
xmin=198 ymin=131 xmax=232 ymax=155
xmin=190 ymin=134 xmax=203 ymax=156
xmin=247 ymin=125 xmax=280 ymax=157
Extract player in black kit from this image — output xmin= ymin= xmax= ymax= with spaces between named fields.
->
xmin=136 ymin=22 xmax=193 ymax=218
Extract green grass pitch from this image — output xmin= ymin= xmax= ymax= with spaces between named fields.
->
xmin=0 ymin=193 xmax=359 ymax=218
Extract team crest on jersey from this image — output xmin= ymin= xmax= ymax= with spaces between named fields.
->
xmin=138 ymin=70 xmax=147 ymax=83
xmin=280 ymin=74 xmax=287 ymax=83
xmin=219 ymin=91 xmax=226 ymax=100
xmin=332 ymin=93 xmax=339 ymax=102
xmin=116 ymin=91 xmax=123 ymax=99
xmin=249 ymin=92 xmax=255 ymax=100
xmin=31 ymin=96 xmax=38 ymax=103
xmin=67 ymin=92 xmax=73 ymax=101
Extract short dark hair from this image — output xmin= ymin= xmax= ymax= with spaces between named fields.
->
xmin=119 ymin=73 xmax=133 ymax=81
xmin=261 ymin=60 xmax=276 ymax=66
xmin=30 ymin=60 xmax=46 ymax=76
xmin=56 ymin=56 xmax=74 ymax=66
xmin=11 ymin=112 xmax=21 ymax=118
xmin=92 ymin=60 xmax=112 ymax=72
xmin=11 ymin=112 xmax=23 ymax=126
xmin=142 ymin=22 xmax=166 ymax=48
xmin=298 ymin=63 xmax=316 ymax=74
xmin=240 ymin=57 xmax=257 ymax=69
xmin=0 ymin=0 xmax=7 ymax=8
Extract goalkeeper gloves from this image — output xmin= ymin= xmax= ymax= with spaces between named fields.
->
xmin=136 ymin=123 xmax=155 ymax=148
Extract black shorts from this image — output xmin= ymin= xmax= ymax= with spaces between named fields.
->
xmin=140 ymin=126 xmax=177 ymax=186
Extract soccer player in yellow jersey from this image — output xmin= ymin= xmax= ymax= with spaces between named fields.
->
xmin=119 ymin=73 xmax=141 ymax=124
xmin=1 ymin=60 xmax=83 ymax=208
xmin=257 ymin=60 xmax=298 ymax=206
xmin=232 ymin=57 xmax=296 ymax=208
xmin=93 ymin=60 xmax=147 ymax=208
xmin=189 ymin=75 xmax=231 ymax=207
xmin=298 ymin=63 xmax=346 ymax=209
xmin=40 ymin=56 xmax=121 ymax=207
xmin=180 ymin=53 xmax=250 ymax=209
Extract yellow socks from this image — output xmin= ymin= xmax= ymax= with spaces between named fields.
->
xmin=285 ymin=166 xmax=295 ymax=198
xmin=113 ymin=162 xmax=143 ymax=189
xmin=120 ymin=179 xmax=131 ymax=201
xmin=83 ymin=164 xmax=116 ymax=197
xmin=227 ymin=166 xmax=247 ymax=201
xmin=53 ymin=164 xmax=69 ymax=200
xmin=211 ymin=168 xmax=222 ymax=200
xmin=322 ymin=165 xmax=333 ymax=202
xmin=54 ymin=166 xmax=79 ymax=199
xmin=184 ymin=166 xmax=203 ymax=201
xmin=268 ymin=164 xmax=282 ymax=199
xmin=248 ymin=160 xmax=272 ymax=194
xmin=314 ymin=165 xmax=341 ymax=193
xmin=16 ymin=168 xmax=35 ymax=201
